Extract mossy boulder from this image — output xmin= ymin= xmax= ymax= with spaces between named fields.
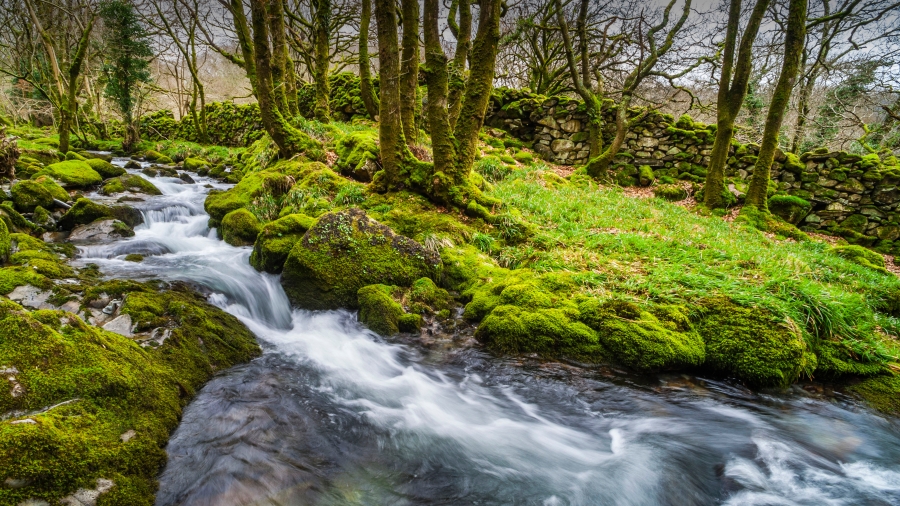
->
xmin=638 ymin=165 xmax=655 ymax=186
xmin=829 ymin=244 xmax=888 ymax=274
xmin=768 ymin=195 xmax=812 ymax=224
xmin=220 ymin=208 xmax=261 ymax=246
xmin=85 ymin=158 xmax=126 ymax=179
xmin=57 ymin=198 xmax=112 ymax=231
xmin=282 ymin=208 xmax=442 ymax=310
xmin=652 ymin=184 xmax=688 ymax=201
xmin=204 ymin=162 xmax=318 ymax=226
xmin=64 ymin=150 xmax=87 ymax=161
xmin=407 ymin=277 xmax=451 ymax=314
xmin=334 ymin=130 xmax=380 ymax=182
xmin=101 ymin=174 xmax=162 ymax=196
xmin=249 ymin=213 xmax=316 ymax=273
xmin=183 ymin=157 xmax=210 ymax=172
xmin=33 ymin=160 xmax=103 ymax=188
xmin=10 ymin=180 xmax=54 ymax=212
xmin=144 ymin=150 xmax=173 ymax=165
xmin=694 ymin=299 xmax=814 ymax=387
xmin=0 ymin=284 xmax=259 ymax=505
xmin=577 ymin=299 xmax=705 ymax=371
xmin=357 ymin=284 xmax=404 ymax=335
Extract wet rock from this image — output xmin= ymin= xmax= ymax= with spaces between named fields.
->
xmin=282 ymin=208 xmax=441 ymax=310
xmin=88 ymin=293 xmax=110 ymax=309
xmin=67 ymin=219 xmax=134 ymax=243
xmin=179 ymin=172 xmax=196 ymax=184
xmin=120 ymin=430 xmax=136 ymax=442
xmin=102 ymin=300 xmax=122 ymax=315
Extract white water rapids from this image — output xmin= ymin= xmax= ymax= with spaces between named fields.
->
xmin=73 ymin=163 xmax=900 ymax=505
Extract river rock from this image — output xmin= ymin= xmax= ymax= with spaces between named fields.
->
xmin=7 ymin=285 xmax=53 ymax=309
xmin=67 ymin=219 xmax=133 ymax=243
xmin=282 ymin=208 xmax=441 ymax=310
xmin=59 ymin=478 xmax=114 ymax=506
xmin=102 ymin=314 xmax=133 ymax=337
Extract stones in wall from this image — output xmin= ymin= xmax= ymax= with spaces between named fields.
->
xmin=486 ymin=87 xmax=900 ymax=253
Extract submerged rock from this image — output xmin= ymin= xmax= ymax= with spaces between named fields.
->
xmin=67 ymin=219 xmax=134 ymax=243
xmin=282 ymin=208 xmax=441 ymax=310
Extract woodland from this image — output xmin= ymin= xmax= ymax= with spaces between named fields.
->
xmin=0 ymin=0 xmax=899 ymax=504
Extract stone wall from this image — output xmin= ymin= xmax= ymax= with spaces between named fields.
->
xmin=485 ymin=87 xmax=900 ymax=253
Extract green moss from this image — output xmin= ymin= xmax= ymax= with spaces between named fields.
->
xmin=182 ymin=157 xmax=210 ymax=172
xmin=57 ymin=198 xmax=112 ymax=231
xmin=736 ymin=206 xmax=809 ymax=241
xmin=513 ymin=151 xmax=534 ymax=165
xmin=848 ymin=374 xmax=900 ymax=416
xmin=125 ymin=253 xmax=144 ymax=262
xmin=0 ymin=266 xmax=49 ymax=294
xmin=0 ymin=203 xmax=41 ymax=234
xmin=407 ymin=277 xmax=451 ymax=314
xmin=10 ymin=180 xmax=54 ymax=212
xmin=0 ymin=284 xmax=259 ymax=505
xmin=85 ymin=158 xmax=126 ymax=179
xmin=0 ymin=219 xmax=9 ymax=259
xmin=282 ymin=209 xmax=442 ymax=310
xmin=638 ymin=165 xmax=655 ymax=187
xmin=33 ymin=160 xmax=103 ymax=188
xmin=476 ymin=304 xmax=604 ymax=361
xmin=828 ymin=245 xmax=887 ymax=273
xmin=144 ymin=150 xmax=174 ymax=165
xmin=32 ymin=206 xmax=50 ymax=226
xmin=694 ymin=298 xmax=814 ymax=387
xmin=64 ymin=151 xmax=87 ymax=161
xmin=782 ymin=152 xmax=804 ymax=173
xmin=249 ymin=213 xmax=316 ymax=273
xmin=652 ymin=184 xmax=687 ymax=201
xmin=101 ymin=175 xmax=161 ymax=196
xmin=767 ymin=195 xmax=811 ymax=225
xmin=334 ymin=130 xmax=379 ymax=181
xmin=220 ymin=208 xmax=261 ymax=246
xmin=357 ymin=284 xmax=403 ymax=335
xmin=695 ymin=183 xmax=736 ymax=208
xmin=9 ymin=249 xmax=74 ymax=279
xmin=577 ymin=299 xmax=705 ymax=371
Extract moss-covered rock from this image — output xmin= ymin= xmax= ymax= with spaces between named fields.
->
xmin=638 ymin=165 xmax=655 ymax=187
xmin=204 ymin=161 xmax=320 ymax=226
xmin=694 ymin=298 xmax=814 ymax=387
xmin=101 ymin=174 xmax=161 ymax=196
xmin=828 ymin=244 xmax=887 ymax=274
xmin=144 ymin=150 xmax=174 ymax=165
xmin=282 ymin=208 xmax=442 ymax=310
xmin=848 ymin=374 xmax=900 ymax=416
xmin=768 ymin=194 xmax=811 ymax=224
xmin=33 ymin=160 xmax=103 ymax=188
xmin=334 ymin=130 xmax=380 ymax=182
xmin=577 ymin=299 xmax=705 ymax=371
xmin=85 ymin=158 xmax=126 ymax=179
xmin=0 ymin=202 xmax=41 ymax=235
xmin=652 ymin=184 xmax=688 ymax=201
xmin=357 ymin=284 xmax=404 ymax=335
xmin=407 ymin=277 xmax=451 ymax=314
xmin=57 ymin=198 xmax=112 ymax=231
xmin=220 ymin=208 xmax=261 ymax=246
xmin=249 ymin=213 xmax=316 ymax=273
xmin=0 ymin=283 xmax=259 ymax=505
xmin=64 ymin=150 xmax=87 ymax=161
xmin=182 ymin=157 xmax=210 ymax=172
xmin=10 ymin=180 xmax=54 ymax=212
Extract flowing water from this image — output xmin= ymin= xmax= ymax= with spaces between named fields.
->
xmin=75 ymin=161 xmax=900 ymax=505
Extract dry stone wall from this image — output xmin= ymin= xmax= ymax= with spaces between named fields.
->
xmin=485 ymin=87 xmax=900 ymax=253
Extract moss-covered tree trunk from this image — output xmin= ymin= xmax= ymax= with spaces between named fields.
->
xmin=702 ymin=0 xmax=771 ymax=209
xmin=268 ymin=0 xmax=291 ymax=115
xmin=373 ymin=0 xmax=416 ymax=189
xmin=358 ymin=0 xmax=380 ymax=119
xmin=400 ymin=0 xmax=420 ymax=146
xmin=230 ymin=0 xmax=258 ymax=95
xmin=447 ymin=0 xmax=471 ymax=130
xmin=745 ymin=0 xmax=807 ymax=209
xmin=446 ymin=0 xmax=502 ymax=190
xmin=249 ymin=0 xmax=319 ymax=157
xmin=313 ymin=0 xmax=332 ymax=121
xmin=790 ymin=63 xmax=816 ymax=154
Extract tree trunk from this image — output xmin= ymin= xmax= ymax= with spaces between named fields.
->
xmin=268 ymin=0 xmax=291 ymax=115
xmin=450 ymin=0 xmax=502 ymax=183
xmin=373 ymin=0 xmax=413 ymax=189
xmin=447 ymin=0 xmax=471 ymax=129
xmin=313 ymin=0 xmax=332 ymax=121
xmin=703 ymin=0 xmax=771 ymax=209
xmin=250 ymin=0 xmax=319 ymax=157
xmin=585 ymin=96 xmax=631 ymax=178
xmin=745 ymin=0 xmax=807 ymax=209
xmin=400 ymin=0 xmax=420 ymax=145
xmin=423 ymin=0 xmax=454 ymax=179
xmin=790 ymin=69 xmax=816 ymax=154
xmin=358 ymin=0 xmax=380 ymax=119
xmin=58 ymin=110 xmax=72 ymax=154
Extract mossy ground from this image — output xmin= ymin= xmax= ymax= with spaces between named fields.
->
xmin=0 ymin=218 xmax=260 ymax=505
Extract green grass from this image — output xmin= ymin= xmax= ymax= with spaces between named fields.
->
xmin=486 ymin=165 xmax=900 ymax=362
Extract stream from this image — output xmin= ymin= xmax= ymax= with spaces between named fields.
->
xmin=74 ymin=160 xmax=900 ymax=505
